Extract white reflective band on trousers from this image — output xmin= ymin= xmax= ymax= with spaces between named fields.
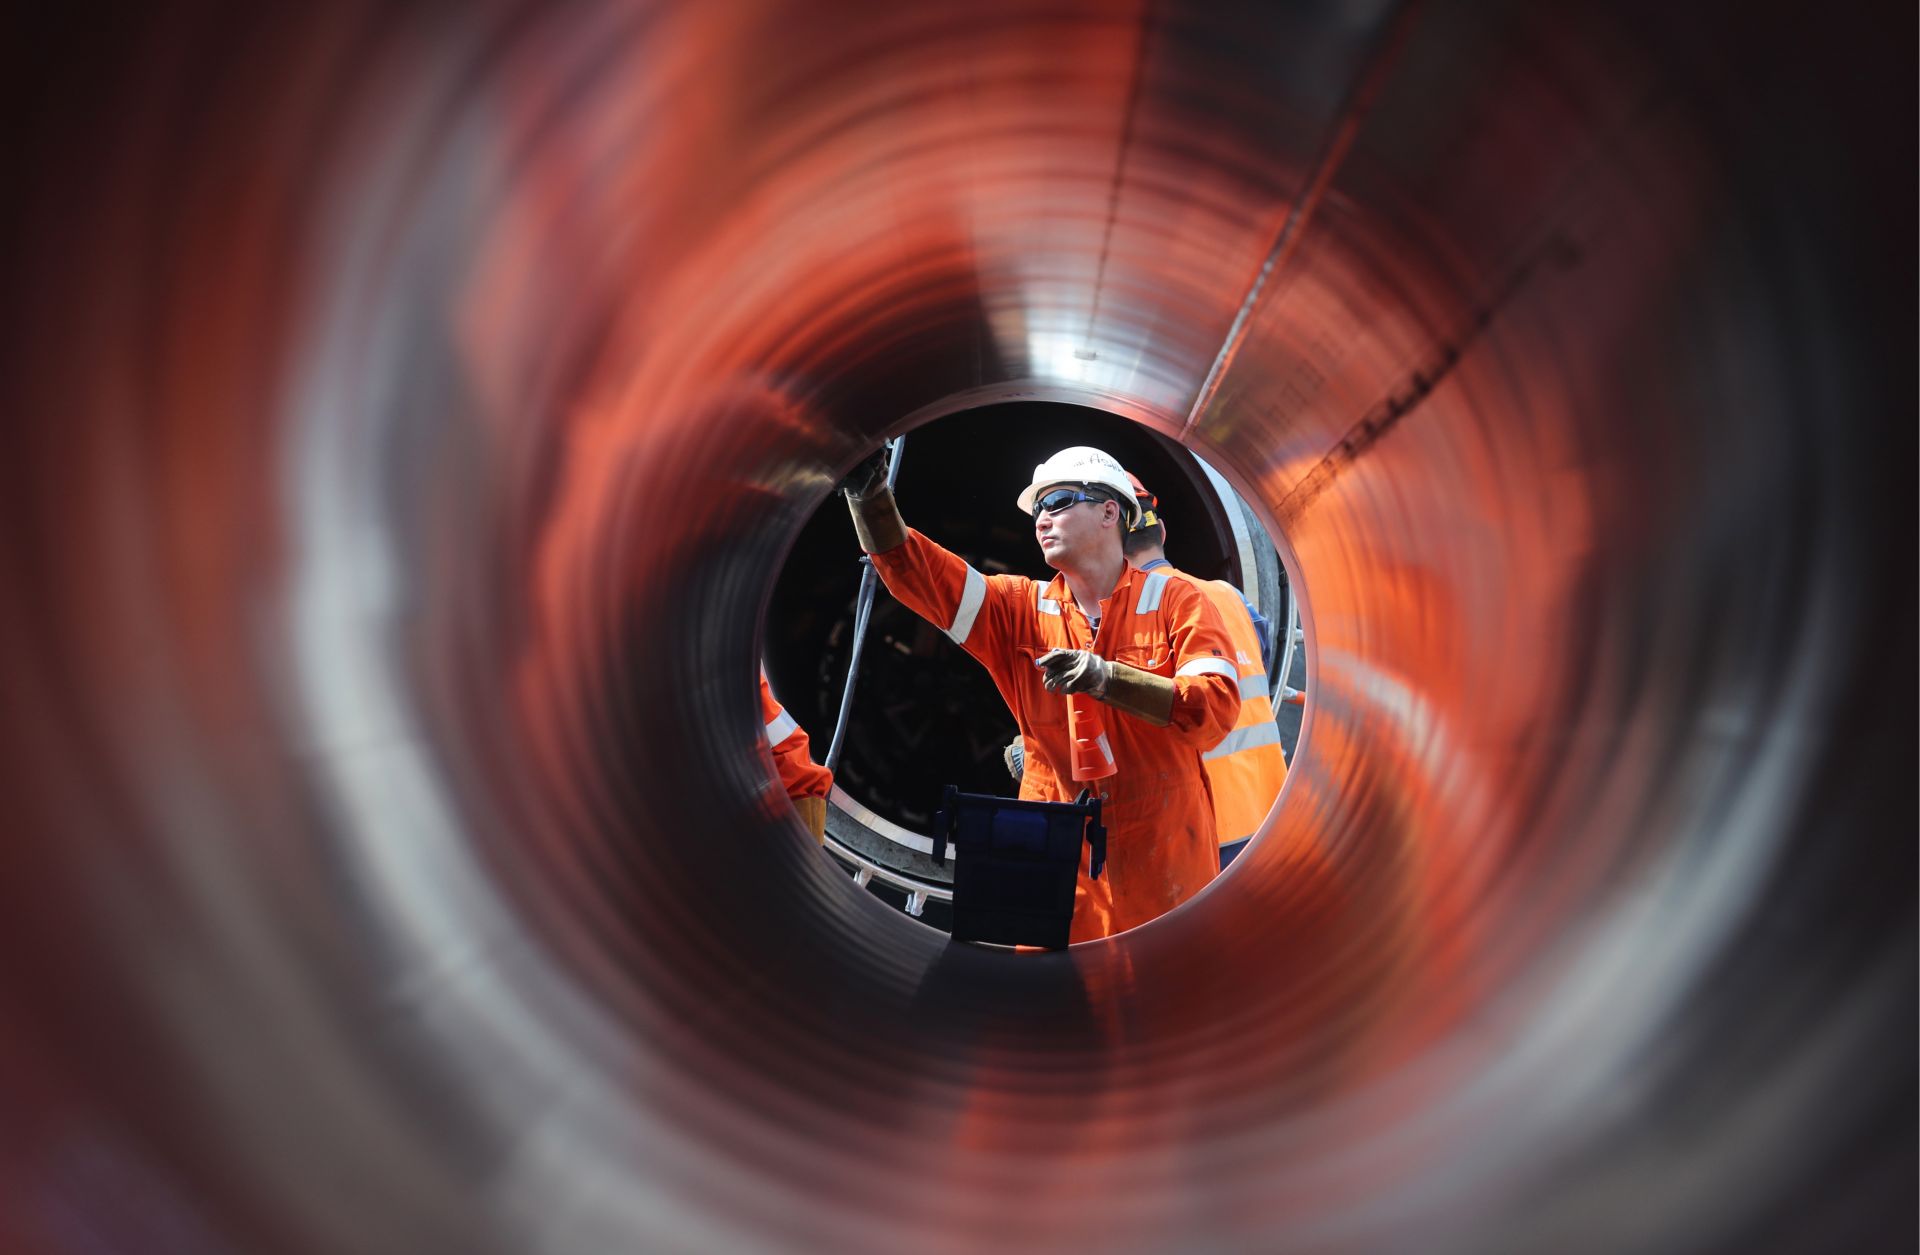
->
xmin=947 ymin=564 xmax=988 ymax=644
xmin=765 ymin=708 xmax=799 ymax=745
xmin=1203 ymin=720 xmax=1282 ymax=761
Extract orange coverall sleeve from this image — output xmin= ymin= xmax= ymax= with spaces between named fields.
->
xmin=761 ymin=673 xmax=833 ymax=800
xmin=867 ymin=528 xmax=1024 ymax=668
xmin=1155 ymin=578 xmax=1242 ymax=747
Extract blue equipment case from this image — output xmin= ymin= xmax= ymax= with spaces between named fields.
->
xmin=931 ymin=785 xmax=1107 ymax=950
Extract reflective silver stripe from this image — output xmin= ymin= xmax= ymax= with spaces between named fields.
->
xmin=1095 ymin=732 xmax=1113 ymax=765
xmin=947 ymin=564 xmax=988 ymax=644
xmin=1239 ymin=671 xmax=1270 ymax=701
xmin=1035 ymin=585 xmax=1061 ymax=616
xmin=1136 ymin=570 xmax=1170 ymax=614
xmin=1203 ymin=719 xmax=1282 ymax=761
xmin=765 ymin=708 xmax=800 ymax=745
xmin=1176 ymin=656 xmax=1237 ymax=680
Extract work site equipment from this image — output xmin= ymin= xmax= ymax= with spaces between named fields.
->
xmin=932 ymin=785 xmax=1106 ymax=950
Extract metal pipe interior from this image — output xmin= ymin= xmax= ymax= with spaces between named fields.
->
xmin=0 ymin=2 xmax=1910 ymax=1253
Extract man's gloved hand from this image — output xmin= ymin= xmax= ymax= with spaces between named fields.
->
xmin=1002 ymin=736 xmax=1025 ymax=783
xmin=840 ymin=443 xmax=907 ymax=552
xmin=1036 ymin=648 xmax=1111 ymax=698
xmin=837 ymin=446 xmax=891 ymax=500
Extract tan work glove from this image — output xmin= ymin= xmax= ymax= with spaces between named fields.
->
xmin=839 ymin=449 xmax=907 ymax=553
xmin=1036 ymin=648 xmax=1176 ymax=726
xmin=846 ymin=484 xmax=907 ymax=554
xmin=1100 ymin=662 xmax=1177 ymax=726
xmin=792 ymin=795 xmax=828 ymax=843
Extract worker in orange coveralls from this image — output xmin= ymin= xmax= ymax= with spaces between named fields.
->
xmin=1121 ymin=474 xmax=1288 ymax=867
xmin=760 ymin=669 xmax=831 ymax=840
xmin=840 ymin=444 xmax=1241 ymax=941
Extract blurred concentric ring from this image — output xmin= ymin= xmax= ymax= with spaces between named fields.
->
xmin=0 ymin=2 xmax=1911 ymax=1252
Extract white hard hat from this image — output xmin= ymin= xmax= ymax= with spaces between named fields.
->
xmin=1015 ymin=446 xmax=1142 ymax=528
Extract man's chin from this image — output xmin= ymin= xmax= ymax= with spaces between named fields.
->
xmin=1040 ymin=547 xmax=1065 ymax=571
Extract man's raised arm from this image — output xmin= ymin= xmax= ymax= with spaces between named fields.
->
xmin=840 ymin=447 xmax=1004 ymax=661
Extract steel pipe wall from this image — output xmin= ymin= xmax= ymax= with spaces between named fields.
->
xmin=0 ymin=2 xmax=1911 ymax=1252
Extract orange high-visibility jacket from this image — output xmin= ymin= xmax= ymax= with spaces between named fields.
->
xmin=870 ymin=529 xmax=1241 ymax=940
xmin=1193 ymin=577 xmax=1289 ymax=844
xmin=761 ymin=671 xmax=832 ymax=800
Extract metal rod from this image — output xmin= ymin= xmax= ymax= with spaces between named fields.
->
xmin=824 ymin=435 xmax=905 ymax=773
xmin=1272 ymin=591 xmax=1302 ymax=719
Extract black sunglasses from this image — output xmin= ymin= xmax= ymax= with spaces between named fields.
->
xmin=1032 ymin=487 xmax=1108 ymax=519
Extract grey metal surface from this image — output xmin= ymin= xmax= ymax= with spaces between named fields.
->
xmin=825 ymin=785 xmax=955 ymax=881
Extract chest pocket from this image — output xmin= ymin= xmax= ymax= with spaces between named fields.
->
xmin=1112 ymin=570 xmax=1176 ymax=675
xmin=1113 ymin=643 xmax=1173 ymax=675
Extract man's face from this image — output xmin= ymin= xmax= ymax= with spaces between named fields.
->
xmin=1033 ymin=484 xmax=1120 ymax=570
